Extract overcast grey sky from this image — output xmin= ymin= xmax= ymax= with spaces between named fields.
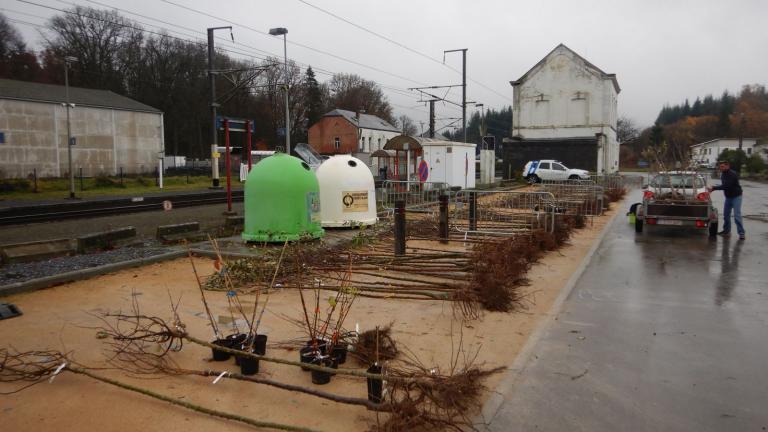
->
xmin=5 ymin=0 xmax=768 ymax=132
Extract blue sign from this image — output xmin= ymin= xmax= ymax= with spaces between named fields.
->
xmin=0 ymin=131 xmax=5 ymax=144
xmin=216 ymin=116 xmax=255 ymax=132
xmin=418 ymin=160 xmax=429 ymax=182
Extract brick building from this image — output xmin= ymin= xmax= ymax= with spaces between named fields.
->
xmin=308 ymin=109 xmax=399 ymax=171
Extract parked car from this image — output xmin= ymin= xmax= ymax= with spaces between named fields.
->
xmin=523 ymin=160 xmax=589 ymax=183
xmin=635 ymin=171 xmax=718 ymax=236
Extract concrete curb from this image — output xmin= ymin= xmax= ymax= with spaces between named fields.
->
xmin=0 ymin=249 xmax=186 ymax=297
xmin=478 ymin=202 xmax=624 ymax=428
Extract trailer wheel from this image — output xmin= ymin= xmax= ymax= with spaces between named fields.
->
xmin=635 ymin=217 xmax=643 ymax=233
xmin=709 ymin=221 xmax=718 ymax=237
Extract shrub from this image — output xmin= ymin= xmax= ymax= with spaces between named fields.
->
xmin=94 ymin=174 xmax=123 ymax=188
xmin=0 ymin=179 xmax=31 ymax=192
xmin=745 ymin=155 xmax=767 ymax=174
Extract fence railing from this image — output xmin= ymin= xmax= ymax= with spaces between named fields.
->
xmin=450 ymin=190 xmax=557 ymax=237
xmin=533 ymin=181 xmax=605 ymax=218
xmin=378 ymin=180 xmax=452 ymax=214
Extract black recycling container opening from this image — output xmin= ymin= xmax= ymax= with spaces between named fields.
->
xmin=367 ymin=364 xmax=384 ymax=403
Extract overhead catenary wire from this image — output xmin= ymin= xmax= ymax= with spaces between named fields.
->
xmin=9 ymin=1 xmax=426 ymax=110
xmin=160 ymin=0 xmax=428 ymax=87
xmin=13 ymin=0 xmax=484 ymax=127
xmin=296 ymin=0 xmax=514 ymax=104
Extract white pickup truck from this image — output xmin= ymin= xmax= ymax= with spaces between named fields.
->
xmin=523 ymin=160 xmax=590 ymax=183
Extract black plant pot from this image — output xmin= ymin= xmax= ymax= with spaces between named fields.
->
xmin=253 ymin=334 xmax=268 ymax=355
xmin=311 ymin=356 xmax=334 ymax=385
xmin=331 ymin=343 xmax=347 ymax=365
xmin=238 ymin=348 xmax=260 ymax=375
xmin=300 ymin=346 xmax=319 ymax=371
xmin=305 ymin=338 xmax=328 ymax=354
xmin=367 ymin=364 xmax=383 ymax=403
xmin=225 ymin=333 xmax=247 ymax=365
xmin=211 ymin=338 xmax=231 ymax=361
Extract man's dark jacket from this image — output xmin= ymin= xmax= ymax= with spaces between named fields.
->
xmin=712 ymin=169 xmax=743 ymax=198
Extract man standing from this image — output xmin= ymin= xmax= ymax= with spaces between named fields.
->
xmin=708 ymin=160 xmax=745 ymax=240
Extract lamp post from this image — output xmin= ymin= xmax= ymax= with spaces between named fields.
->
xmin=64 ymin=56 xmax=78 ymax=199
xmin=476 ymin=103 xmax=485 ymax=142
xmin=269 ymin=27 xmax=290 ymax=155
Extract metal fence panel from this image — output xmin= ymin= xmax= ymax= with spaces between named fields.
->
xmin=450 ymin=190 xmax=557 ymax=237
xmin=378 ymin=180 xmax=452 ymax=214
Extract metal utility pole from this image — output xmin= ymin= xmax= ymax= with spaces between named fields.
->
xmin=444 ymin=48 xmax=467 ymax=143
xmin=428 ymin=100 xmax=436 ymax=138
xmin=738 ymin=112 xmax=745 ymax=151
xmin=64 ymin=56 xmax=77 ymax=199
xmin=269 ymin=27 xmax=290 ymax=155
xmin=208 ymin=26 xmax=232 ymax=188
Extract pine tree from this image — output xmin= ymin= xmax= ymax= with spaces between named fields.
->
xmin=304 ymin=66 xmax=324 ymax=128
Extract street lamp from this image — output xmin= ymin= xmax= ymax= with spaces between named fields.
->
xmin=269 ymin=27 xmax=290 ymax=155
xmin=64 ymin=56 xmax=78 ymax=199
xmin=475 ymin=103 xmax=485 ymax=142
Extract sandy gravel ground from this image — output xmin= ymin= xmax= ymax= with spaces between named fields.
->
xmin=0 ymin=207 xmax=616 ymax=431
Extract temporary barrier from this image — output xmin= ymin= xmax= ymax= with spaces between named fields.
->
xmin=450 ymin=190 xmax=557 ymax=237
xmin=533 ymin=181 xmax=605 ymax=218
xmin=378 ymin=180 xmax=451 ymax=215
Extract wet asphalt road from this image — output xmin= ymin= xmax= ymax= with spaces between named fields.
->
xmin=486 ymin=180 xmax=768 ymax=431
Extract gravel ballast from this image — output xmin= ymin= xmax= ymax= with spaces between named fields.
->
xmin=0 ymin=246 xmax=175 ymax=286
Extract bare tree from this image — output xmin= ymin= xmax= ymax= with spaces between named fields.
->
xmin=397 ymin=114 xmax=418 ymax=136
xmin=327 ymin=73 xmax=394 ymax=124
xmin=617 ymin=115 xmax=640 ymax=143
xmin=43 ymin=6 xmax=144 ymax=92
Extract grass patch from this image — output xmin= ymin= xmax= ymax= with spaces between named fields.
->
xmin=0 ymin=175 xmax=230 ymax=201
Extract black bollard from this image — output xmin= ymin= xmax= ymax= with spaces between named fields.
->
xmin=79 ymin=167 xmax=84 ymax=191
xmin=468 ymin=191 xmax=477 ymax=232
xmin=439 ymin=194 xmax=449 ymax=243
xmin=33 ymin=168 xmax=38 ymax=193
xmin=119 ymin=167 xmax=123 ymax=186
xmin=394 ymin=200 xmax=406 ymax=256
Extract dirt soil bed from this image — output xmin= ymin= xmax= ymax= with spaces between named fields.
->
xmin=0 ymin=207 xmax=617 ymax=431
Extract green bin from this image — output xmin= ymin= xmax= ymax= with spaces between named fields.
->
xmin=242 ymin=153 xmax=324 ymax=242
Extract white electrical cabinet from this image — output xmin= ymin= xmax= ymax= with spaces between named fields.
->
xmin=419 ymin=141 xmax=476 ymax=189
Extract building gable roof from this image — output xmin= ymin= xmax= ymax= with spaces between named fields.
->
xmin=509 ymin=43 xmax=620 ymax=93
xmin=691 ymin=137 xmax=758 ymax=148
xmin=323 ymin=108 xmax=400 ymax=133
xmin=0 ymin=79 xmax=162 ymax=113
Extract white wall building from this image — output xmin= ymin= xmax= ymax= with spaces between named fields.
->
xmin=510 ymin=44 xmax=620 ymax=173
xmin=690 ymin=138 xmax=760 ymax=167
xmin=0 ymin=79 xmax=163 ymax=178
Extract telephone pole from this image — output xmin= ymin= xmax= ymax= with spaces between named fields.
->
xmin=429 ymin=99 xmax=436 ymax=138
xmin=444 ymin=48 xmax=467 ymax=143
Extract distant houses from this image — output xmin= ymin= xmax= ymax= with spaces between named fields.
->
xmin=307 ymin=109 xmax=400 ymax=174
xmin=0 ymin=78 xmax=163 ymax=178
xmin=503 ymin=44 xmax=620 ymax=175
xmin=690 ymin=138 xmax=762 ymax=167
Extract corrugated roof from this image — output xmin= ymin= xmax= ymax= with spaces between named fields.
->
xmin=0 ymin=79 xmax=162 ymax=113
xmin=323 ymin=108 xmax=399 ymax=132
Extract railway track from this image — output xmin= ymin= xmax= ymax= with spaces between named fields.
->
xmin=0 ymin=190 xmax=243 ymax=226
